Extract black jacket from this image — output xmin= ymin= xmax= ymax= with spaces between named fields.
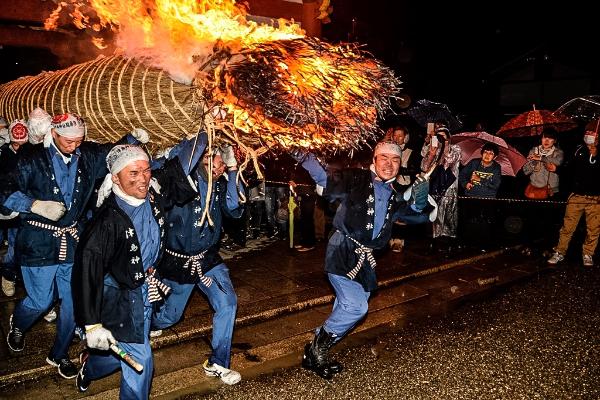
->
xmin=324 ymin=168 xmax=412 ymax=291
xmin=0 ymin=140 xmax=125 ymax=266
xmin=72 ymin=158 xmax=196 ymax=343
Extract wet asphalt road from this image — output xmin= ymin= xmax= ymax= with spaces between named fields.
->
xmin=188 ymin=265 xmax=600 ymax=400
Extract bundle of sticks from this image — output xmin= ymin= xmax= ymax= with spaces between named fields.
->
xmin=0 ymin=38 xmax=401 ymax=178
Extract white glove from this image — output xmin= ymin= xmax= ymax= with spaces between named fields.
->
xmin=85 ymin=324 xmax=116 ymax=351
xmin=131 ymin=128 xmax=150 ymax=144
xmin=220 ymin=145 xmax=237 ymax=168
xmin=30 ymin=200 xmax=66 ymax=221
xmin=0 ymin=211 xmax=19 ymax=220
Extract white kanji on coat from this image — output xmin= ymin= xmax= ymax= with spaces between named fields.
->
xmin=131 ymin=256 xmax=140 ymax=264
xmin=153 ymin=207 xmax=160 ymax=216
xmin=134 ymin=272 xmax=143 ymax=281
xmin=125 ymin=228 xmax=135 ymax=238
xmin=367 ymin=208 xmax=374 ymax=215
xmin=130 ymin=244 xmax=138 ymax=252
xmin=158 ymin=217 xmax=164 ymax=226
xmin=366 ymin=222 xmax=374 ymax=230
xmin=53 ymin=187 xmax=59 ymax=194
xmin=367 ymin=195 xmax=374 ymax=203
xmin=194 ymin=206 xmax=201 ymax=214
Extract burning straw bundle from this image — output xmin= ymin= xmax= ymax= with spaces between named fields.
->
xmin=0 ymin=37 xmax=400 ymax=158
xmin=209 ymin=37 xmax=401 ymax=152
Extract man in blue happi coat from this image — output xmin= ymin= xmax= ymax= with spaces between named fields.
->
xmin=293 ymin=141 xmax=432 ymax=379
xmin=152 ymin=143 xmax=244 ymax=385
xmin=0 ymin=113 xmax=148 ymax=378
xmin=72 ymin=137 xmax=204 ymax=398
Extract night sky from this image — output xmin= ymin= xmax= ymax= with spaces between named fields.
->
xmin=322 ymin=0 xmax=597 ymax=128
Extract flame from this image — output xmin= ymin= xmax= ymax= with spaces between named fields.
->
xmin=44 ymin=1 xmax=400 ymax=153
xmin=209 ymin=39 xmax=394 ymax=150
xmin=91 ymin=37 xmax=107 ymax=49
xmin=46 ymin=0 xmax=304 ymax=83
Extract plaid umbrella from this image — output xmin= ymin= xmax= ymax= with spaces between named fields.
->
xmin=497 ymin=106 xmax=576 ymax=137
xmin=554 ymin=95 xmax=600 ymax=122
xmin=406 ymin=99 xmax=463 ymax=133
xmin=450 ymin=131 xmax=527 ymax=176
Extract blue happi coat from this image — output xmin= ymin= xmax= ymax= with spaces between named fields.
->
xmin=158 ymin=167 xmax=244 ymax=284
xmin=0 ymin=140 xmax=126 ymax=266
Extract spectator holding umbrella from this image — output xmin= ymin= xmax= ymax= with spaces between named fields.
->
xmin=421 ymin=121 xmax=462 ymax=252
xmin=522 ymin=128 xmax=563 ymax=198
xmin=459 ymin=142 xmax=502 ymax=198
xmin=458 ymin=143 xmax=502 ymax=248
xmin=521 ymin=128 xmax=564 ymax=252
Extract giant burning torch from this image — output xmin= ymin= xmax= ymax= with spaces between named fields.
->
xmin=0 ymin=0 xmax=401 ymax=167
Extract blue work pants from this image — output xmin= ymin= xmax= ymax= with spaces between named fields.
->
xmin=321 ymin=273 xmax=370 ymax=341
xmin=13 ymin=263 xmax=75 ymax=359
xmin=152 ymin=264 xmax=237 ymax=367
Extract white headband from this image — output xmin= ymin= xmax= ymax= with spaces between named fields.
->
xmin=51 ymin=113 xmax=86 ymax=138
xmin=96 ymin=145 xmax=151 ymax=207
xmin=106 ymin=144 xmax=150 ymax=174
xmin=373 ymin=141 xmax=402 ymax=158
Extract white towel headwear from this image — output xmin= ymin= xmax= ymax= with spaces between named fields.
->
xmin=373 ymin=141 xmax=402 ymax=158
xmin=106 ymin=144 xmax=149 ymax=174
xmin=51 ymin=113 xmax=86 ymax=138
xmin=28 ymin=107 xmax=52 ymax=145
xmin=97 ymin=145 xmax=151 ymax=207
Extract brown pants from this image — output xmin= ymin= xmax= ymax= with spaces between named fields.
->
xmin=555 ymin=194 xmax=600 ymax=256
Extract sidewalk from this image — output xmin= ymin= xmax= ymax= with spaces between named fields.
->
xmin=0 ymin=236 xmax=553 ymax=398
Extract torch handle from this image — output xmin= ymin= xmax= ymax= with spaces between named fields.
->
xmin=110 ymin=343 xmax=144 ymax=372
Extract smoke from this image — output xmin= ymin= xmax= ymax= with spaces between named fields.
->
xmin=45 ymin=0 xmax=304 ymax=85
xmin=114 ymin=21 xmax=214 ymax=85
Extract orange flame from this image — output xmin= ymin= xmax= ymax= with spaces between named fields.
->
xmin=46 ymin=0 xmax=304 ymax=83
xmin=44 ymin=1 xmax=399 ymax=152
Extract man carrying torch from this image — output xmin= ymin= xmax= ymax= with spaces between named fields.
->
xmin=72 ymin=135 xmax=206 ymax=398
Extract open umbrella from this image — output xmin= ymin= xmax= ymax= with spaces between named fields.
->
xmin=406 ymin=99 xmax=463 ymax=133
xmin=497 ymin=106 xmax=576 ymax=137
xmin=450 ymin=131 xmax=527 ymax=176
xmin=554 ymin=95 xmax=600 ymax=122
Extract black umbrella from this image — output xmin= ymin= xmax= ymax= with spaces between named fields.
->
xmin=406 ymin=99 xmax=463 ymax=133
xmin=554 ymin=95 xmax=600 ymax=122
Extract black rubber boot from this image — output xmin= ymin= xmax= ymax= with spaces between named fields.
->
xmin=301 ymin=329 xmax=343 ymax=379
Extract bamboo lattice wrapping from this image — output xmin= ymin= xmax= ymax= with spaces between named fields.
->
xmin=0 ymin=55 xmax=203 ymax=152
